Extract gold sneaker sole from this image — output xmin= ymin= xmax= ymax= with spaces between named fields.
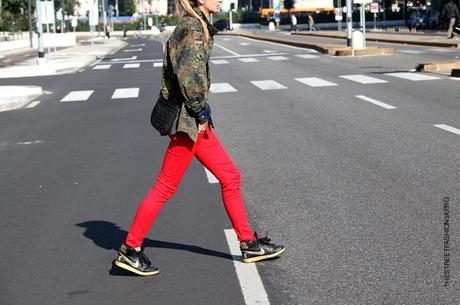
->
xmin=113 ymin=260 xmax=160 ymax=276
xmin=242 ymin=248 xmax=286 ymax=263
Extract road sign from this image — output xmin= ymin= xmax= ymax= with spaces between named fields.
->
xmin=40 ymin=1 xmax=55 ymax=24
xmin=370 ymin=3 xmax=379 ymax=13
xmin=89 ymin=1 xmax=98 ymax=26
xmin=148 ymin=17 xmax=153 ymax=27
xmin=71 ymin=17 xmax=78 ymax=28
xmin=335 ymin=8 xmax=343 ymax=21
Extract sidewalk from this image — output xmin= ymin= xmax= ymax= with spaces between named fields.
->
xmin=0 ymin=37 xmax=127 ymax=112
xmin=0 ymin=37 xmax=126 ymax=79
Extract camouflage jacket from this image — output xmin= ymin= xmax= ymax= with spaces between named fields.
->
xmin=159 ymin=7 xmax=218 ymax=142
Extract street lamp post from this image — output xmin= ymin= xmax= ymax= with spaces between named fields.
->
xmin=28 ymin=0 xmax=33 ymax=47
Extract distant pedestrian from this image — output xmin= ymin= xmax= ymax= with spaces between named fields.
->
xmin=290 ymin=13 xmax=298 ymax=32
xmin=105 ymin=24 xmax=111 ymax=39
xmin=122 ymin=25 xmax=128 ymax=39
xmin=308 ymin=14 xmax=316 ymax=31
xmin=112 ymin=0 xmax=285 ymax=277
xmin=441 ymin=0 xmax=459 ymax=38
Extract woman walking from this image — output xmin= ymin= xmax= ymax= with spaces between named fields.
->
xmin=113 ymin=0 xmax=285 ymax=276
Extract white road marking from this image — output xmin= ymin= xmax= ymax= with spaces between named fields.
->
xmin=110 ymin=56 xmax=137 ymax=61
xmin=205 ymin=168 xmax=219 ymax=183
xmin=210 ymin=83 xmax=237 ymax=93
xmin=296 ymin=77 xmax=338 ymax=87
xmin=427 ymin=48 xmax=455 ymax=52
xmin=241 ymin=36 xmax=319 ymax=53
xmin=61 ymin=90 xmax=94 ymax=102
xmin=123 ymin=48 xmax=142 ymax=52
xmin=15 ymin=140 xmax=44 ymax=145
xmin=397 ymin=49 xmax=424 ymax=54
xmin=433 ymin=124 xmax=460 ymax=135
xmin=355 ymin=95 xmax=396 ymax=109
xmin=130 ymin=43 xmax=145 ymax=47
xmin=239 ymin=57 xmax=259 ymax=63
xmin=251 ymin=80 xmax=287 ymax=90
xmin=224 ymin=229 xmax=270 ymax=305
xmin=223 ymin=38 xmax=232 ymax=41
xmin=339 ymin=75 xmax=388 ymax=84
xmin=295 ymin=54 xmax=319 ymax=59
xmin=153 ymin=62 xmax=163 ymax=67
xmin=385 ymin=72 xmax=442 ymax=81
xmin=240 ymin=42 xmax=250 ymax=46
xmin=26 ymin=101 xmax=41 ymax=108
xmin=263 ymin=50 xmax=278 ymax=53
xmin=111 ymin=88 xmax=140 ymax=99
xmin=211 ymin=59 xmax=230 ymax=65
xmin=123 ymin=63 xmax=140 ymax=69
xmin=214 ymin=43 xmax=241 ymax=56
xmin=267 ymin=56 xmax=289 ymax=61
xmin=93 ymin=64 xmax=111 ymax=70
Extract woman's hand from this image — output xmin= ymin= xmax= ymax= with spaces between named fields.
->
xmin=198 ymin=121 xmax=209 ymax=132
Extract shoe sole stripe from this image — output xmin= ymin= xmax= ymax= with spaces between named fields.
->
xmin=113 ymin=260 xmax=160 ymax=276
xmin=241 ymin=248 xmax=286 ymax=263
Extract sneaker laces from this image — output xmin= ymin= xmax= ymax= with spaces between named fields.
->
xmin=138 ymin=248 xmax=151 ymax=266
xmin=255 ymin=231 xmax=272 ymax=244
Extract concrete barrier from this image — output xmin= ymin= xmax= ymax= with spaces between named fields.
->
xmin=32 ymin=33 xmax=77 ymax=48
xmin=0 ymin=39 xmax=30 ymax=52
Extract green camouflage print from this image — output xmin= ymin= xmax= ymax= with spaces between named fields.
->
xmin=159 ymin=7 xmax=218 ymax=142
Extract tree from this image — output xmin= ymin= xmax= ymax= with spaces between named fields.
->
xmin=125 ymin=0 xmax=136 ymax=16
xmin=284 ymin=0 xmax=295 ymax=11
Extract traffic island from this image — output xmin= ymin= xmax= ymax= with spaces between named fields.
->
xmin=217 ymin=31 xmax=394 ymax=56
xmin=0 ymin=86 xmax=43 ymax=112
xmin=416 ymin=60 xmax=460 ymax=76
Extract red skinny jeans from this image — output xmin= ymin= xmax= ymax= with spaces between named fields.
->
xmin=125 ymin=128 xmax=256 ymax=248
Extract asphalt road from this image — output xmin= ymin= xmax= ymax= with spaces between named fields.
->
xmin=0 ymin=34 xmax=459 ymax=305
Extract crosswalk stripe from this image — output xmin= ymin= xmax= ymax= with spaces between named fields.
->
xmin=123 ymin=48 xmax=142 ymax=52
xmin=267 ymin=56 xmax=289 ymax=61
xmin=339 ymin=74 xmax=388 ymax=84
xmin=295 ymin=54 xmax=319 ymax=59
xmin=211 ymin=59 xmax=230 ymax=65
xmin=251 ymin=80 xmax=287 ymax=90
xmin=385 ymin=72 xmax=441 ymax=81
xmin=130 ymin=44 xmax=145 ymax=47
xmin=204 ymin=168 xmax=219 ymax=183
xmin=93 ymin=64 xmax=111 ymax=70
xmin=111 ymin=88 xmax=140 ymax=99
xmin=239 ymin=58 xmax=259 ymax=63
xmin=61 ymin=90 xmax=94 ymax=102
xmin=433 ymin=124 xmax=460 ymax=136
xmin=397 ymin=49 xmax=424 ymax=54
xmin=210 ymin=83 xmax=237 ymax=93
xmin=26 ymin=101 xmax=41 ymax=108
xmin=295 ymin=77 xmax=338 ymax=87
xmin=123 ymin=63 xmax=140 ymax=69
xmin=153 ymin=62 xmax=163 ymax=67
xmin=355 ymin=95 xmax=396 ymax=109
xmin=427 ymin=48 xmax=455 ymax=52
xmin=110 ymin=56 xmax=137 ymax=62
xmin=240 ymin=42 xmax=250 ymax=46
xmin=223 ymin=38 xmax=232 ymax=41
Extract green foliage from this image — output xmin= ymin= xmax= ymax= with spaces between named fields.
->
xmin=124 ymin=0 xmax=136 ymax=16
xmin=283 ymin=0 xmax=295 ymax=11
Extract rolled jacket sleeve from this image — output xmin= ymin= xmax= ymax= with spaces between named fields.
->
xmin=170 ymin=25 xmax=209 ymax=117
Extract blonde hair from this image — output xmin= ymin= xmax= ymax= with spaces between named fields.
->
xmin=176 ymin=0 xmax=210 ymax=41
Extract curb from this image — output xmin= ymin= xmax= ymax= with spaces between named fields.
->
xmin=452 ymin=69 xmax=460 ymax=77
xmin=292 ymin=32 xmax=460 ymax=48
xmin=217 ymin=31 xmax=393 ymax=56
xmin=0 ymin=86 xmax=43 ymax=112
xmin=417 ymin=60 xmax=460 ymax=74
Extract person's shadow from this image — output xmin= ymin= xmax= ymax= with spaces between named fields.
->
xmin=76 ymin=221 xmax=236 ymax=276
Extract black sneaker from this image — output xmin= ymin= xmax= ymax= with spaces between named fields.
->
xmin=240 ymin=232 xmax=285 ymax=263
xmin=113 ymin=244 xmax=160 ymax=276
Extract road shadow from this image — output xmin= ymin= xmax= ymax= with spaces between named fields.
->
xmin=76 ymin=220 xmax=234 ymax=263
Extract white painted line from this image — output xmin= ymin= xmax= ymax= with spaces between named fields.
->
xmin=296 ymin=77 xmax=338 ymax=87
xmin=251 ymin=80 xmax=287 ymax=90
xmin=355 ymin=95 xmax=396 ymax=109
xmin=111 ymin=88 xmax=140 ymax=99
xmin=205 ymin=168 xmax=219 ymax=183
xmin=214 ymin=43 xmax=241 ymax=56
xmin=240 ymin=42 xmax=250 ymax=46
xmin=427 ymin=48 xmax=455 ymax=52
xmin=224 ymin=229 xmax=270 ymax=305
xmin=15 ymin=140 xmax=44 ymax=145
xmin=110 ymin=56 xmax=137 ymax=62
xmin=339 ymin=75 xmax=388 ymax=84
xmin=130 ymin=43 xmax=145 ymax=47
xmin=60 ymin=90 xmax=94 ymax=102
xmin=385 ymin=72 xmax=442 ymax=81
xmin=123 ymin=48 xmax=142 ymax=52
xmin=267 ymin=56 xmax=289 ymax=61
xmin=211 ymin=59 xmax=230 ymax=65
xmin=123 ymin=63 xmax=140 ymax=69
xmin=397 ymin=49 xmax=424 ymax=54
xmin=93 ymin=64 xmax=111 ymax=70
xmin=210 ymin=83 xmax=237 ymax=93
xmin=26 ymin=101 xmax=41 ymax=108
xmin=295 ymin=54 xmax=319 ymax=59
xmin=223 ymin=38 xmax=232 ymax=41
xmin=239 ymin=57 xmax=259 ymax=63
xmin=153 ymin=62 xmax=163 ymax=67
xmin=263 ymin=50 xmax=278 ymax=53
xmin=433 ymin=124 xmax=460 ymax=136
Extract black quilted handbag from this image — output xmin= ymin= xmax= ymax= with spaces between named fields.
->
xmin=150 ymin=95 xmax=180 ymax=136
